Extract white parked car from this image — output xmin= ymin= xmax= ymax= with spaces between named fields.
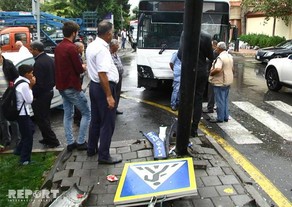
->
xmin=264 ymin=54 xmax=292 ymax=91
xmin=2 ymin=52 xmax=63 ymax=113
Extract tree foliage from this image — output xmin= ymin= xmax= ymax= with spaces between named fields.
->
xmin=0 ymin=0 xmax=131 ymax=29
xmin=241 ymin=0 xmax=292 ymax=25
xmin=41 ymin=0 xmax=130 ymax=29
xmin=0 ymin=0 xmax=31 ymax=11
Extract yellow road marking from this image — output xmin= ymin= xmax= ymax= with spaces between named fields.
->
xmin=200 ymin=125 xmax=292 ymax=207
xmin=122 ymin=94 xmax=292 ymax=207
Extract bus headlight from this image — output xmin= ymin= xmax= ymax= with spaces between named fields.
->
xmin=137 ymin=66 xmax=154 ymax=78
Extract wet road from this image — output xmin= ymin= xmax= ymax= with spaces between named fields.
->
xmin=228 ymin=56 xmax=292 ymax=204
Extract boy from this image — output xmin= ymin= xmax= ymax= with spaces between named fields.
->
xmin=14 ymin=64 xmax=36 ymax=165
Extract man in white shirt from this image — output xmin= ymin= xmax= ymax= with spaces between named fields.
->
xmin=120 ymin=28 xmax=127 ymax=49
xmin=86 ymin=20 xmax=122 ymax=164
xmin=15 ymin=41 xmax=31 ymax=57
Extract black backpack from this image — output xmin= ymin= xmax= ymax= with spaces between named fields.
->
xmin=1 ymin=80 xmax=27 ymax=121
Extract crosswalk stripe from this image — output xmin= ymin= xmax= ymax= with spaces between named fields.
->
xmin=266 ymin=101 xmax=292 ymax=117
xmin=233 ymin=101 xmax=292 ymax=141
xmin=206 ymin=112 xmax=263 ymax=144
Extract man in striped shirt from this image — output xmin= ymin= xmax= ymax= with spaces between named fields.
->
xmin=109 ymin=39 xmax=124 ymax=115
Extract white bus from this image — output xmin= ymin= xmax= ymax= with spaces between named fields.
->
xmin=136 ymin=0 xmax=230 ymax=89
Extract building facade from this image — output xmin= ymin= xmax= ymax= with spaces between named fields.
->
xmin=229 ymin=0 xmax=292 ymax=39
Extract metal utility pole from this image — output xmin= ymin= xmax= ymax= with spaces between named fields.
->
xmin=32 ymin=0 xmax=41 ymax=41
xmin=120 ymin=4 xmax=124 ymax=29
xmin=175 ymin=0 xmax=203 ymax=156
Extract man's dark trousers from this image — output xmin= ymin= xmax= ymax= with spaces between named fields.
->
xmin=32 ymin=91 xmax=59 ymax=145
xmin=207 ymin=83 xmax=215 ymax=111
xmin=16 ymin=115 xmax=34 ymax=163
xmin=88 ymin=81 xmax=117 ymax=160
xmin=192 ymin=70 xmax=208 ymax=133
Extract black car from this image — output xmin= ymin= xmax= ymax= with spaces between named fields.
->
xmin=255 ymin=39 xmax=292 ymax=63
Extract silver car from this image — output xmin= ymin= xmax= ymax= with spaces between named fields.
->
xmin=2 ymin=52 xmax=63 ymax=114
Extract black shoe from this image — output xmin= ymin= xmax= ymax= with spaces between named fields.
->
xmin=202 ymin=108 xmax=214 ymax=113
xmin=87 ymin=150 xmax=97 ymax=157
xmin=39 ymin=139 xmax=45 ymax=144
xmin=4 ymin=141 xmax=11 ymax=147
xmin=98 ymin=156 xmax=122 ymax=164
xmin=77 ymin=142 xmax=88 ymax=151
xmin=67 ymin=142 xmax=77 ymax=152
xmin=208 ymin=119 xmax=223 ymax=123
xmin=39 ymin=139 xmax=60 ymax=148
xmin=224 ymin=119 xmax=229 ymax=122
xmin=46 ymin=143 xmax=60 ymax=148
xmin=116 ymin=110 xmax=123 ymax=115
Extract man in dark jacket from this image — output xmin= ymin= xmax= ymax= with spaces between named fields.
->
xmin=191 ymin=31 xmax=214 ymax=137
xmin=0 ymin=46 xmax=21 ymax=148
xmin=178 ymin=31 xmax=214 ymax=137
xmin=29 ymin=41 xmax=60 ymax=147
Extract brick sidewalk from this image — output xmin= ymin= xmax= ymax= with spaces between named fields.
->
xmin=29 ymin=135 xmax=270 ymax=207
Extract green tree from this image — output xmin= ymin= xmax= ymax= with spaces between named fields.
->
xmin=242 ymin=0 xmax=292 ymax=25
xmin=41 ymin=0 xmax=130 ymax=29
xmin=0 ymin=0 xmax=31 ymax=11
xmin=131 ymin=6 xmax=139 ymax=20
xmin=41 ymin=0 xmax=87 ymax=17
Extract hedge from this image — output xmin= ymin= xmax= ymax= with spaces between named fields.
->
xmin=239 ymin=33 xmax=286 ymax=48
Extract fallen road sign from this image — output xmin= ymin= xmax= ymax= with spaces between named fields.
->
xmin=114 ymin=157 xmax=197 ymax=206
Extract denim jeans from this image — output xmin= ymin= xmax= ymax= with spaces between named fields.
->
xmin=60 ymin=89 xmax=91 ymax=145
xmin=121 ymin=38 xmax=126 ymax=49
xmin=213 ymin=86 xmax=230 ymax=121
xmin=171 ymin=80 xmax=180 ymax=108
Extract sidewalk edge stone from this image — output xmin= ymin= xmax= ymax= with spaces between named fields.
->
xmin=204 ymin=135 xmax=270 ymax=207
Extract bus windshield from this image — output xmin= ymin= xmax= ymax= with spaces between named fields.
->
xmin=137 ymin=0 xmax=230 ymax=49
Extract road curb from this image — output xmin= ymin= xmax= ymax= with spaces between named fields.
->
xmin=205 ymin=135 xmax=270 ymax=207
xmin=230 ymin=51 xmax=256 ymax=58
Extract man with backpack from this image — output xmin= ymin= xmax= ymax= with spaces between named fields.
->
xmin=0 ymin=46 xmax=21 ymax=149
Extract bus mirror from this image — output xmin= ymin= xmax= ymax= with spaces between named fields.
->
xmin=138 ymin=13 xmax=145 ymax=26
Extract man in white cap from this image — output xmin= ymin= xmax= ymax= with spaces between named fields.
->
xmin=208 ymin=41 xmax=233 ymax=123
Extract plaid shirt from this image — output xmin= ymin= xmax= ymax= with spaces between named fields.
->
xmin=111 ymin=53 xmax=124 ymax=76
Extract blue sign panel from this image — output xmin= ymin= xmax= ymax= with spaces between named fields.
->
xmin=143 ymin=131 xmax=167 ymax=159
xmin=114 ymin=158 xmax=197 ymax=206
